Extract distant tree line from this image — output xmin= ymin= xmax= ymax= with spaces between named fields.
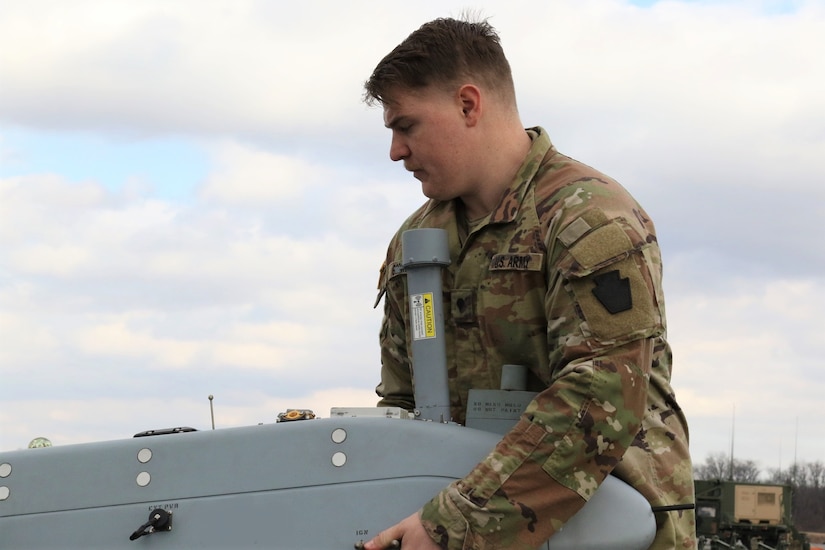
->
xmin=694 ymin=452 xmax=825 ymax=533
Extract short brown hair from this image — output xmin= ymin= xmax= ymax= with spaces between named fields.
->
xmin=363 ymin=17 xmax=515 ymax=106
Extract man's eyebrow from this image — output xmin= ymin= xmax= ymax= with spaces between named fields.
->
xmin=384 ymin=114 xmax=410 ymax=129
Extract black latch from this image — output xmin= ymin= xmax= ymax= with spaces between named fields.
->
xmin=129 ymin=508 xmax=173 ymax=541
xmin=133 ymin=426 xmax=197 ymax=438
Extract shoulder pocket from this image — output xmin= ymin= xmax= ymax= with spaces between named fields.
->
xmin=557 ymin=218 xmax=663 ymax=343
xmin=374 ymin=261 xmax=406 ymax=308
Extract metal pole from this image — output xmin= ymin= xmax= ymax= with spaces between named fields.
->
xmin=401 ymin=229 xmax=451 ymax=423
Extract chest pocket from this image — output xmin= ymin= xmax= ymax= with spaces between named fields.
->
xmin=450 ymin=288 xmax=476 ymax=326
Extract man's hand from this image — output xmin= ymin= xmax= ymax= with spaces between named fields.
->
xmin=363 ymin=511 xmax=440 ymax=550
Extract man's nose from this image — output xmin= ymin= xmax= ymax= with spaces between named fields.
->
xmin=389 ymin=134 xmax=409 ymax=162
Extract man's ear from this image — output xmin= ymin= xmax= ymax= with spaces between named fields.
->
xmin=457 ymin=84 xmax=482 ymax=126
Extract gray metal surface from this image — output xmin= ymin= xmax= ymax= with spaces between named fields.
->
xmin=0 ymin=416 xmax=655 ymax=549
xmin=0 ymin=418 xmax=496 ymax=548
xmin=466 ymin=388 xmax=539 ymax=436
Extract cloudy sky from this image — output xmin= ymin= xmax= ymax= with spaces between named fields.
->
xmin=1 ymin=0 xmax=823 ymax=477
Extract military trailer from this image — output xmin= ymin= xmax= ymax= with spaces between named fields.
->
xmin=695 ymin=479 xmax=809 ymax=550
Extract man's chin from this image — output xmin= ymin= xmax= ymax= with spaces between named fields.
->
xmin=421 ymin=185 xmax=440 ymax=200
xmin=421 ymin=190 xmax=455 ymax=203
xmin=419 ymin=179 xmax=455 ymax=202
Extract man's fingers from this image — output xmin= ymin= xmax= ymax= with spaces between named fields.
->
xmin=362 ymin=529 xmax=401 ymax=549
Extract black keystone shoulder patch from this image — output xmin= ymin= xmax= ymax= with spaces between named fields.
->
xmin=591 ymin=270 xmax=632 ymax=314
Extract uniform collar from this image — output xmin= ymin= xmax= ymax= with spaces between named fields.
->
xmin=487 ymin=126 xmax=554 ymax=224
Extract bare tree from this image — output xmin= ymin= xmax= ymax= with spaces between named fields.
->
xmin=733 ymin=459 xmax=761 ymax=483
xmin=694 ymin=452 xmax=729 ymax=480
xmin=694 ymin=452 xmax=761 ymax=482
xmin=763 ymin=460 xmax=825 ymax=532
xmin=805 ymin=460 xmax=825 ymax=489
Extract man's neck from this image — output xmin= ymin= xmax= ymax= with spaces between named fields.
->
xmin=460 ymin=126 xmax=532 ymax=220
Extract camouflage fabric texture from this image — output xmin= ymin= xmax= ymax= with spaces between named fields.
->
xmin=375 ymin=128 xmax=696 ymax=549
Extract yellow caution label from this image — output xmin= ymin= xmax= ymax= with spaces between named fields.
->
xmin=410 ymin=292 xmax=436 ymax=340
xmin=422 ymin=293 xmax=436 ymax=338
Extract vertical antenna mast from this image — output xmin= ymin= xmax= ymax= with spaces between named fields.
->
xmin=793 ymin=415 xmax=799 ymax=484
xmin=729 ymin=403 xmax=735 ymax=480
xmin=209 ymin=395 xmax=215 ymax=430
xmin=401 ymin=228 xmax=451 ymax=423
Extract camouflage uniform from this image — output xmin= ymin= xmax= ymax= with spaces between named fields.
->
xmin=375 ymin=127 xmax=696 ymax=549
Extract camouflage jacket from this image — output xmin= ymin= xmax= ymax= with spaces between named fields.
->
xmin=375 ymin=128 xmax=696 ymax=549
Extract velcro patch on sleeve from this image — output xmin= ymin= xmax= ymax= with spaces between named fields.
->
xmin=557 ymin=217 xmax=661 ymax=342
xmin=557 ymin=217 xmax=592 ymax=247
xmin=567 ymin=220 xmax=634 ymax=272
xmin=569 ymin=256 xmax=660 ymax=342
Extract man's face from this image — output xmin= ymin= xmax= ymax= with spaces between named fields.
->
xmin=382 ymin=86 xmax=472 ymax=202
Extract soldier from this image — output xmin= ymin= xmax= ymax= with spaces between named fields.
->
xmin=363 ymin=17 xmax=696 ymax=550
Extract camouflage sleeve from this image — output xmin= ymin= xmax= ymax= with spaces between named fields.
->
xmin=374 ymin=240 xmax=416 ymax=411
xmin=420 ymin=196 xmax=665 ymax=549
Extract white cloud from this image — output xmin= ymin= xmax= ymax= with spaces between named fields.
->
xmin=0 ymin=0 xmax=432 ymax=137
xmin=506 ymin=0 xmax=825 ymax=197
xmin=667 ymin=272 xmax=825 ymax=467
xmin=0 ymin=309 xmax=60 ymax=369
xmin=10 ymin=243 xmax=92 ymax=276
xmin=74 ymin=315 xmax=203 ymax=368
xmin=200 ymin=141 xmax=328 ymax=203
